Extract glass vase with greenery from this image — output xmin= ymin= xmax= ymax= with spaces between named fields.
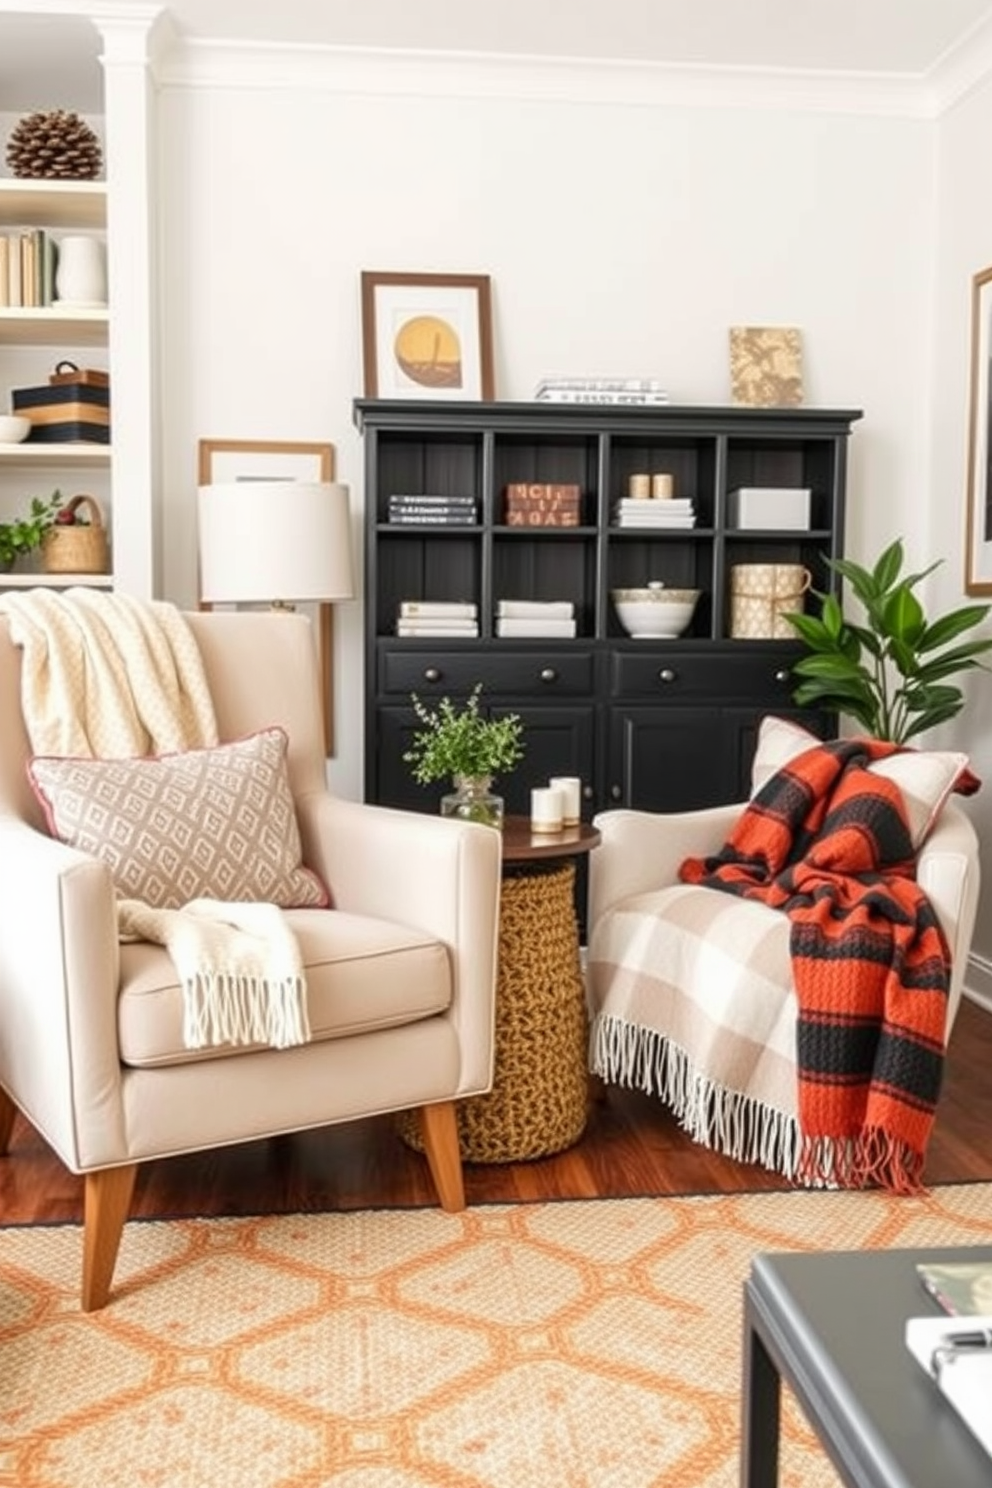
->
xmin=785 ymin=539 xmax=992 ymax=743
xmin=404 ymin=683 xmax=525 ymax=827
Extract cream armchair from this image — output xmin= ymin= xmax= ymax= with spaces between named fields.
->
xmin=587 ymin=794 xmax=980 ymax=1181
xmin=0 ymin=609 xmax=501 ymax=1310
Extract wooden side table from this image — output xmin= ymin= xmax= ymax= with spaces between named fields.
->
xmin=402 ymin=817 xmax=600 ymax=1164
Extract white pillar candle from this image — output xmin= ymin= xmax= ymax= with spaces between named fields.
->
xmin=531 ymin=786 xmax=564 ymax=833
xmin=548 ymin=776 xmax=581 ymax=825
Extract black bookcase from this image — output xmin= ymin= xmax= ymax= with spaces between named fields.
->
xmin=355 ymin=399 xmax=862 ymax=822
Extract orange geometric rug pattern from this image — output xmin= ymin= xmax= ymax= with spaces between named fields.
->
xmin=1 ymin=1184 xmax=990 ymax=1487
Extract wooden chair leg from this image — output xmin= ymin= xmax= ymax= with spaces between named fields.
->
xmin=417 ymin=1100 xmax=466 ymax=1212
xmin=82 ymin=1164 xmax=137 ymax=1312
xmin=0 ymin=1086 xmax=16 ymax=1155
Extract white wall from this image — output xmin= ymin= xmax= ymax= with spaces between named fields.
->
xmin=931 ymin=73 xmax=992 ymax=1006
xmin=156 ymin=58 xmax=938 ymax=806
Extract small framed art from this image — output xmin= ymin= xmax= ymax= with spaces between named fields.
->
xmin=965 ymin=264 xmax=992 ymax=595
xmin=361 ymin=271 xmax=495 ymax=401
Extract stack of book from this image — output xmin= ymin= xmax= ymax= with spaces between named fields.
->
xmin=396 ymin=600 xmax=479 ymax=637
xmin=534 ymin=376 xmax=670 ymax=406
xmin=495 ymin=600 xmax=576 ymax=638
xmin=0 ymin=229 xmax=57 ymax=307
xmin=615 ymin=498 xmax=696 ymax=529
xmin=388 ymin=494 xmax=477 ymax=526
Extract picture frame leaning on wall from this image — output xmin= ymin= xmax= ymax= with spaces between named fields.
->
xmin=360 ymin=271 xmax=495 ymax=401
xmin=965 ymin=263 xmax=992 ymax=595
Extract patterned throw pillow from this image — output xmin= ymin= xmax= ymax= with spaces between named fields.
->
xmin=749 ymin=715 xmax=970 ymax=851
xmin=28 ymin=727 xmax=329 ymax=910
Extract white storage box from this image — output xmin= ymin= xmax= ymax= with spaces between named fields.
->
xmin=729 ymin=486 xmax=811 ymax=530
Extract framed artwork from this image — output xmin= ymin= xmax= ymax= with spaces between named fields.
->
xmin=729 ymin=326 xmax=804 ymax=407
xmin=197 ymin=439 xmax=338 ymax=752
xmin=361 ymin=271 xmax=495 ymax=401
xmin=965 ymin=265 xmax=992 ymax=595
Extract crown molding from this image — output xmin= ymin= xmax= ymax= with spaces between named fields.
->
xmin=159 ymin=39 xmax=932 ymax=119
xmin=925 ymin=8 xmax=992 ymax=117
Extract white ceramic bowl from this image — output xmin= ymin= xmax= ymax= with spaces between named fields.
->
xmin=612 ymin=583 xmax=701 ymax=638
xmin=0 ymin=414 xmax=31 ymax=445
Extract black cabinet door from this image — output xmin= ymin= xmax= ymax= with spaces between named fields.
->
xmin=493 ymin=704 xmax=596 ymax=818
xmin=607 ymin=703 xmax=834 ymax=814
xmin=607 ymin=706 xmax=735 ymax=813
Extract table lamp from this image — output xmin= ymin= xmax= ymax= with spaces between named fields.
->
xmin=196 ymin=479 xmax=355 ymax=754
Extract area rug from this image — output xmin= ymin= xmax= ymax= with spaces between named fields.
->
xmin=2 ymin=1185 xmax=990 ymax=1487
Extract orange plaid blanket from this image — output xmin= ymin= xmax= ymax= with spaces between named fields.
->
xmin=680 ymin=737 xmax=976 ymax=1194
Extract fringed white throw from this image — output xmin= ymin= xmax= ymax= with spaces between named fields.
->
xmin=1 ymin=588 xmax=311 ymax=1052
xmin=118 ymin=898 xmax=311 ymax=1050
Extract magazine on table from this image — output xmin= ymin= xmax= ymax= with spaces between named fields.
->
xmin=915 ymin=1260 xmax=992 ymax=1317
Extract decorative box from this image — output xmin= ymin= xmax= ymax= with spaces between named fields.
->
xmin=504 ymin=482 xmax=581 ymax=527
xmin=728 ymin=486 xmax=811 ymax=531
xmin=12 ymin=371 xmax=111 ymax=444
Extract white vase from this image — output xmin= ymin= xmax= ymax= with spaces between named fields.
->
xmin=55 ymin=235 xmax=107 ymax=307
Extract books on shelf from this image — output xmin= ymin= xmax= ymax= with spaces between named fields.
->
xmin=397 ymin=622 xmax=479 ymax=637
xmin=905 ymin=1313 xmax=992 ymax=1456
xmin=496 ymin=600 xmax=574 ymax=620
xmin=534 ymin=376 xmax=670 ymax=405
xmin=396 ymin=599 xmax=478 ymax=636
xmin=615 ymin=497 xmax=696 ymax=529
xmin=399 ymin=600 xmax=477 ymax=620
xmin=0 ymin=228 xmax=58 ymax=308
xmin=495 ymin=617 xmax=577 ymax=638
xmin=388 ymin=494 xmax=477 ymax=525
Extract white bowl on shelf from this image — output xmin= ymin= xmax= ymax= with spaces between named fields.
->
xmin=612 ymin=581 xmax=701 ymax=638
xmin=0 ymin=414 xmax=31 ymax=445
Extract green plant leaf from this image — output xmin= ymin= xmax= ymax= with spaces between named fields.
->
xmin=918 ymin=606 xmax=992 ymax=652
xmin=881 ymin=585 xmax=925 ymax=645
xmin=872 ymin=538 xmax=905 ymax=592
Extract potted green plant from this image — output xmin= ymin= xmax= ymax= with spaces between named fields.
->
xmin=785 ymin=539 xmax=992 ymax=743
xmin=0 ymin=491 xmax=66 ymax=572
xmin=404 ymin=682 xmax=525 ymax=827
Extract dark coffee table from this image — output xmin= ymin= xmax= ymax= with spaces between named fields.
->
xmin=742 ymin=1245 xmax=992 ymax=1488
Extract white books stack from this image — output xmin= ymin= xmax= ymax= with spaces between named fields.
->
xmin=495 ymin=599 xmax=576 ymax=638
xmin=396 ymin=600 xmax=479 ymax=637
xmin=534 ymin=376 xmax=670 ymax=406
xmin=905 ymin=1314 xmax=992 ymax=1456
xmin=615 ymin=498 xmax=696 ymax=529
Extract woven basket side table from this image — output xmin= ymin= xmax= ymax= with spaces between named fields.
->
xmin=401 ymin=860 xmax=590 ymax=1163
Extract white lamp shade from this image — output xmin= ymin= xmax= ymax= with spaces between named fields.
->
xmin=197 ymin=481 xmax=355 ymax=604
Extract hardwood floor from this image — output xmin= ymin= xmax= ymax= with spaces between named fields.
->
xmin=3 ymin=997 xmax=992 ymax=1225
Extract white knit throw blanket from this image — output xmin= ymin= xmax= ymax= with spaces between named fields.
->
xmin=118 ymin=899 xmax=312 ymax=1050
xmin=0 ymin=585 xmax=218 ymax=756
xmin=1 ymin=588 xmax=310 ymax=1050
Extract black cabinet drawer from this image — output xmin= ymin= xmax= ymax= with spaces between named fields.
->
xmin=381 ymin=647 xmax=596 ymax=698
xmin=612 ymin=647 xmax=798 ymax=701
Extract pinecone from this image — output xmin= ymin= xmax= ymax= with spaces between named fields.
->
xmin=5 ymin=110 xmax=102 ymax=181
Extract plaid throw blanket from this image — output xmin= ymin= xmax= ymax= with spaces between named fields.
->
xmin=679 ymin=737 xmax=975 ymax=1194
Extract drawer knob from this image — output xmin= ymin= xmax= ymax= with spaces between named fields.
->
xmin=610 ymin=784 xmax=623 ymax=801
xmin=424 ymin=667 xmax=441 ymax=683
xmin=658 ymin=668 xmax=677 ymax=684
xmin=774 ymin=668 xmax=790 ymax=684
xmin=540 ymin=667 xmax=558 ymax=683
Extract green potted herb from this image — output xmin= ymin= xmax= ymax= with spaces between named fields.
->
xmin=0 ymin=491 xmax=66 ymax=572
xmin=404 ymin=683 xmax=525 ymax=827
xmin=785 ymin=539 xmax=992 ymax=742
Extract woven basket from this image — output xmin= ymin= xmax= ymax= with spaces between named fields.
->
xmin=399 ymin=862 xmax=589 ymax=1164
xmin=41 ymin=494 xmax=109 ymax=574
xmin=730 ymin=562 xmax=811 ymax=639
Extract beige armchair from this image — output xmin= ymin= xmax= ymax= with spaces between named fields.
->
xmin=0 ymin=609 xmax=501 ymax=1310
xmin=587 ymin=790 xmax=980 ymax=1184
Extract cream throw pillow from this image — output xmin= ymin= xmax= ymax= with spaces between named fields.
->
xmin=749 ymin=715 xmax=969 ymax=850
xmin=29 ymin=727 xmax=329 ymax=910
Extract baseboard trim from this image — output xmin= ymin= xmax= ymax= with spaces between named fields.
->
xmin=964 ymin=952 xmax=992 ymax=1014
